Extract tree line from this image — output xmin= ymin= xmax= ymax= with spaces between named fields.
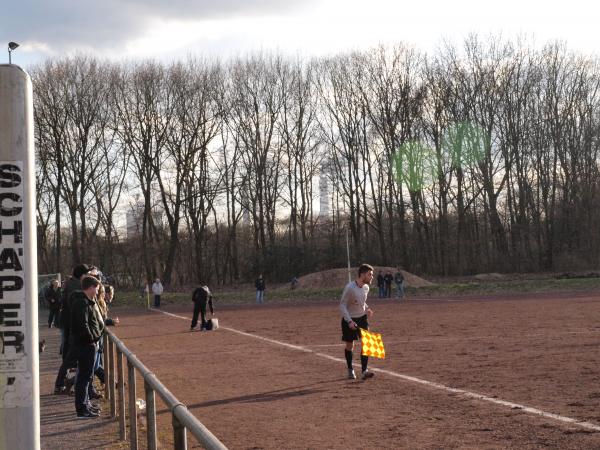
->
xmin=33 ymin=35 xmax=600 ymax=287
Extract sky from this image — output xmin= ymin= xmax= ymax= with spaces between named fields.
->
xmin=1 ymin=0 xmax=598 ymax=67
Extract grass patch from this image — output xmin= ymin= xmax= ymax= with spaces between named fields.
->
xmin=112 ymin=287 xmax=345 ymax=309
xmin=110 ymin=276 xmax=600 ymax=310
xmin=405 ymin=277 xmax=600 ymax=298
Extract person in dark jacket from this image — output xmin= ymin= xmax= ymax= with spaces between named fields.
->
xmin=394 ymin=268 xmax=405 ymax=300
xmin=376 ymin=271 xmax=385 ymax=298
xmin=44 ymin=279 xmax=61 ymax=328
xmin=190 ymin=285 xmax=214 ymax=331
xmin=69 ymin=276 xmax=105 ymax=418
xmin=58 ymin=264 xmax=94 ymax=355
xmin=383 ymin=272 xmax=393 ymax=298
xmin=54 ymin=264 xmax=94 ymax=394
xmin=255 ymin=275 xmax=265 ymax=304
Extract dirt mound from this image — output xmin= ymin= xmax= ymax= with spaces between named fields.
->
xmin=296 ymin=267 xmax=434 ymax=290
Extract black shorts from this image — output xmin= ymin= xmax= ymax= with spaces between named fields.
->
xmin=341 ymin=314 xmax=369 ymax=342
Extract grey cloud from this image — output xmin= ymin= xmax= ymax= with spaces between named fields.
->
xmin=2 ymin=0 xmax=312 ymax=54
xmin=124 ymin=0 xmax=308 ymax=19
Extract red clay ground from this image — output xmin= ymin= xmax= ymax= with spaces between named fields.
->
xmin=110 ymin=292 xmax=600 ymax=449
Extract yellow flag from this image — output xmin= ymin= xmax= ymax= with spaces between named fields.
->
xmin=360 ymin=328 xmax=385 ymax=359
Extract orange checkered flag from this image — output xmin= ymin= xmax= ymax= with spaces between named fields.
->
xmin=360 ymin=328 xmax=385 ymax=359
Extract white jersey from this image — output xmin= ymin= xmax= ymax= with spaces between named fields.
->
xmin=152 ymin=282 xmax=164 ymax=295
xmin=339 ymin=280 xmax=369 ymax=322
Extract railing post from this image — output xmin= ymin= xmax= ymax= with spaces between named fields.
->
xmin=117 ymin=349 xmax=126 ymax=440
xmin=103 ymin=333 xmax=110 ymax=404
xmin=128 ymin=360 xmax=138 ymax=450
xmin=145 ymin=378 xmax=157 ymax=450
xmin=102 ymin=333 xmax=110 ymax=401
xmin=101 ymin=332 xmax=228 ymax=449
xmin=108 ymin=338 xmax=116 ymax=417
xmin=173 ymin=412 xmax=187 ymax=450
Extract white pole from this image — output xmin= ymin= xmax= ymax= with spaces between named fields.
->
xmin=0 ymin=64 xmax=40 ymax=450
xmin=346 ymin=225 xmax=351 ymax=283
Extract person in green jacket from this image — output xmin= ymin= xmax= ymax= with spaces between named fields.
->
xmin=69 ymin=276 xmax=105 ymax=419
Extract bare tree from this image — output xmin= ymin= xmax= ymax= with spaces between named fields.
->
xmin=32 ymin=60 xmax=71 ymax=271
xmin=31 ymin=38 xmax=600 ymax=283
xmin=168 ymin=59 xmax=223 ymax=284
xmin=228 ymin=54 xmax=286 ymax=272
xmin=112 ymin=61 xmax=174 ymax=282
xmin=278 ymin=59 xmax=321 ymax=273
xmin=355 ymin=45 xmax=427 ymax=266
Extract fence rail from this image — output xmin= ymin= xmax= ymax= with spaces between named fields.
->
xmin=103 ymin=330 xmax=228 ymax=450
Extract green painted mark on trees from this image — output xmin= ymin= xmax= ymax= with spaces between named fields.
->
xmin=393 ymin=121 xmax=488 ymax=192
xmin=443 ymin=121 xmax=487 ymax=169
xmin=394 ymin=140 xmax=437 ymax=193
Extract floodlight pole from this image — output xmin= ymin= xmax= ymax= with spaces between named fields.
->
xmin=346 ymin=225 xmax=351 ymax=283
xmin=0 ymin=64 xmax=40 ymax=450
xmin=7 ymin=42 xmax=19 ymax=65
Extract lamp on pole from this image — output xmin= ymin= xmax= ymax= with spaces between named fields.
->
xmin=8 ymin=41 xmax=19 ymax=64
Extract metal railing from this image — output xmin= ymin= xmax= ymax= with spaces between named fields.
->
xmin=103 ymin=330 xmax=228 ymax=450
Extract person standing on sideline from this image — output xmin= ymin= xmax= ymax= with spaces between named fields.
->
xmin=54 ymin=264 xmax=94 ymax=394
xmin=89 ymin=283 xmax=109 ymax=398
xmin=44 ymin=279 xmax=61 ymax=328
xmin=376 ymin=271 xmax=385 ymax=298
xmin=59 ymin=264 xmax=94 ymax=353
xmin=383 ymin=271 xmax=393 ymax=298
xmin=394 ymin=268 xmax=405 ymax=300
xmin=69 ymin=276 xmax=105 ymax=418
xmin=152 ymin=278 xmax=164 ymax=308
xmin=290 ymin=276 xmax=299 ymax=290
xmin=339 ymin=263 xmax=375 ymax=380
xmin=255 ymin=274 xmax=266 ymax=304
xmin=103 ymin=285 xmax=119 ymax=326
xmin=190 ymin=285 xmax=214 ymax=331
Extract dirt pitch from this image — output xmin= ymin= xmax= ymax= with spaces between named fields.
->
xmin=111 ymin=291 xmax=600 ymax=449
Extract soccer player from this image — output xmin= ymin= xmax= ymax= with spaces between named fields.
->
xmin=339 ymin=263 xmax=375 ymax=380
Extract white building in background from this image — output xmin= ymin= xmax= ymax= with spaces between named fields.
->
xmin=126 ymin=201 xmax=145 ymax=239
xmin=126 ymin=189 xmax=164 ymax=240
xmin=319 ymin=160 xmax=333 ymax=220
xmin=240 ymin=188 xmax=251 ymax=226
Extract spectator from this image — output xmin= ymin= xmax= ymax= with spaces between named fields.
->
xmin=88 ymin=283 xmax=114 ymax=399
xmin=290 ymin=276 xmax=299 ymax=290
xmin=255 ymin=274 xmax=265 ymax=304
xmin=44 ymin=279 xmax=61 ymax=328
xmin=103 ymin=285 xmax=119 ymax=326
xmin=152 ymin=278 xmax=164 ymax=308
xmin=69 ymin=276 xmax=105 ymax=418
xmin=394 ymin=269 xmax=405 ymax=300
xmin=59 ymin=265 xmax=95 ymax=352
xmin=190 ymin=285 xmax=214 ymax=331
xmin=376 ymin=271 xmax=385 ymax=298
xmin=384 ymin=272 xmax=393 ymax=298
xmin=54 ymin=264 xmax=94 ymax=394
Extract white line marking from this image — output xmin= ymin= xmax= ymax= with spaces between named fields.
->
xmin=150 ymin=308 xmax=600 ymax=433
xmin=309 ymin=329 xmax=600 ymax=347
